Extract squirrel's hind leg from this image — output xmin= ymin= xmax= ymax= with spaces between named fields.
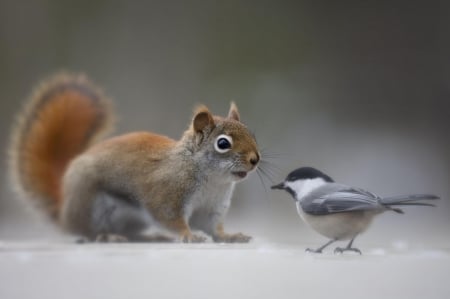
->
xmin=89 ymin=192 xmax=172 ymax=242
xmin=94 ymin=232 xmax=175 ymax=243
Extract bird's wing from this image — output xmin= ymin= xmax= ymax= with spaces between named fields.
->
xmin=300 ymin=184 xmax=383 ymax=215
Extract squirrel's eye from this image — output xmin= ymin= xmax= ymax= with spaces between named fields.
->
xmin=215 ymin=134 xmax=233 ymax=153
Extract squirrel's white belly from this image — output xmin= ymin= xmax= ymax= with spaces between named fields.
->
xmin=186 ymin=180 xmax=235 ymax=231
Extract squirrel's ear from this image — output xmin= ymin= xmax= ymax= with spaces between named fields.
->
xmin=227 ymin=102 xmax=240 ymax=122
xmin=193 ymin=105 xmax=215 ymax=133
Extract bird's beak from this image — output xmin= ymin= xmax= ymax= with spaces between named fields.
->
xmin=271 ymin=182 xmax=285 ymax=190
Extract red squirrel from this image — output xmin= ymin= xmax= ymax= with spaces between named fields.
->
xmin=9 ymin=73 xmax=260 ymax=243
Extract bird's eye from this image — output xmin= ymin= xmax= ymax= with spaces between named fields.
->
xmin=214 ymin=134 xmax=233 ymax=153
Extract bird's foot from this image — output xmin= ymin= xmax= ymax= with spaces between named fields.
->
xmin=305 ymin=248 xmax=323 ymax=254
xmin=334 ymin=246 xmax=362 ymax=255
xmin=305 ymin=239 xmax=336 ymax=254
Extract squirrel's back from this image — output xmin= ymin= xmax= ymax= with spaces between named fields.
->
xmin=9 ymin=73 xmax=114 ymax=219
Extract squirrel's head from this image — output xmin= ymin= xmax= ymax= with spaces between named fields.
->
xmin=187 ymin=102 xmax=260 ymax=182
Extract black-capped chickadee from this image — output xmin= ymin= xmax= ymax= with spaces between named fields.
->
xmin=271 ymin=167 xmax=439 ymax=254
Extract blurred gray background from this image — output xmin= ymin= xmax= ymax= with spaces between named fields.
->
xmin=0 ymin=1 xmax=449 ymax=246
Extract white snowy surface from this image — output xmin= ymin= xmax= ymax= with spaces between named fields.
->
xmin=1 ymin=177 xmax=449 ymax=299
xmin=1 ymin=240 xmax=449 ymax=299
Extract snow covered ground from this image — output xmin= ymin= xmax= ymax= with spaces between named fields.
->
xmin=1 ymin=239 xmax=449 ymax=299
xmin=1 ymin=177 xmax=449 ymax=299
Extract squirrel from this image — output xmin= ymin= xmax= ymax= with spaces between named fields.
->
xmin=8 ymin=73 xmax=260 ymax=243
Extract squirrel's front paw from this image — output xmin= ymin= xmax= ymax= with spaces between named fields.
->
xmin=181 ymin=232 xmax=207 ymax=243
xmin=213 ymin=232 xmax=252 ymax=243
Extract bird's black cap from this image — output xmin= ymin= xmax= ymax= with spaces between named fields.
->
xmin=286 ymin=167 xmax=334 ymax=183
xmin=271 ymin=167 xmax=334 ymax=190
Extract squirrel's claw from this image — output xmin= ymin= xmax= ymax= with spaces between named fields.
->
xmin=95 ymin=234 xmax=129 ymax=243
xmin=213 ymin=232 xmax=252 ymax=243
xmin=182 ymin=232 xmax=207 ymax=243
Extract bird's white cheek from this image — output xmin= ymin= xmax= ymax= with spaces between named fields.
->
xmin=286 ymin=178 xmax=327 ymax=199
xmin=285 ymin=181 xmax=305 ymax=195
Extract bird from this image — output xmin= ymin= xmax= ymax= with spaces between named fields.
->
xmin=271 ymin=167 xmax=439 ymax=254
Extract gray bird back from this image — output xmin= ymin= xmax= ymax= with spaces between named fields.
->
xmin=299 ymin=183 xmax=384 ymax=215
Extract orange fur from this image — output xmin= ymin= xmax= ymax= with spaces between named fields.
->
xmin=9 ymin=73 xmax=113 ymax=219
xmin=89 ymin=131 xmax=175 ymax=155
xmin=9 ymin=74 xmax=259 ymax=242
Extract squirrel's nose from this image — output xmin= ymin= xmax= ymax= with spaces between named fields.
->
xmin=249 ymin=152 xmax=260 ymax=166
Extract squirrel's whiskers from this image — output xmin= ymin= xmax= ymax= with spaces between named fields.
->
xmin=9 ymin=73 xmax=260 ymax=244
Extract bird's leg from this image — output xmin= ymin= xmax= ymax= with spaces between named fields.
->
xmin=306 ymin=239 xmax=336 ymax=253
xmin=334 ymin=237 xmax=362 ymax=255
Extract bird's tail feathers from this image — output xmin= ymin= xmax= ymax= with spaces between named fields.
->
xmin=380 ymin=194 xmax=439 ymax=214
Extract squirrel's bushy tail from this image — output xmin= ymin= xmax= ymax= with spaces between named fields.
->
xmin=380 ymin=194 xmax=439 ymax=214
xmin=8 ymin=73 xmax=114 ymax=219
